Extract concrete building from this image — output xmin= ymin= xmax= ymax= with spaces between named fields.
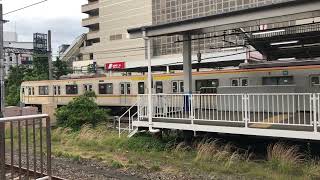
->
xmin=74 ymin=0 xmax=292 ymax=72
xmin=4 ymin=31 xmax=33 ymax=77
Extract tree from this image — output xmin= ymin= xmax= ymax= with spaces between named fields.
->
xmin=55 ymin=91 xmax=109 ymax=130
xmin=5 ymin=65 xmax=31 ymax=106
xmin=53 ymin=57 xmax=72 ymax=80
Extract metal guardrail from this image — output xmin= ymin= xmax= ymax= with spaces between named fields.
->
xmin=137 ymin=93 xmax=320 ymax=132
xmin=118 ymin=103 xmax=138 ymax=137
xmin=0 ymin=114 xmax=52 ymax=180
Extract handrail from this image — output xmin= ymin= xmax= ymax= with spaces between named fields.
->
xmin=0 ymin=114 xmax=49 ymax=122
xmin=118 ymin=102 xmax=138 ymax=137
xmin=118 ymin=102 xmax=137 ymax=120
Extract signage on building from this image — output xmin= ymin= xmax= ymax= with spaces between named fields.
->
xmin=105 ymin=62 xmax=126 ymax=70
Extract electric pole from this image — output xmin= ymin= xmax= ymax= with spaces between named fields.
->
xmin=0 ymin=5 xmax=5 ymax=180
xmin=48 ymin=30 xmax=53 ymax=80
xmin=0 ymin=4 xmax=5 ymax=117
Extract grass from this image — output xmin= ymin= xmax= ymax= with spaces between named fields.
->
xmin=6 ymin=124 xmax=320 ymax=179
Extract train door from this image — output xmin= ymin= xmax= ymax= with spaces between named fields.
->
xmin=120 ymin=82 xmax=131 ymax=105
xmin=172 ymin=81 xmax=184 ymax=93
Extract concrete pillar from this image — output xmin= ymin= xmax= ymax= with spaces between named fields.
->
xmin=183 ymin=33 xmax=192 ymax=94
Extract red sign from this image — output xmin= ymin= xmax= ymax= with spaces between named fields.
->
xmin=105 ymin=62 xmax=125 ymax=70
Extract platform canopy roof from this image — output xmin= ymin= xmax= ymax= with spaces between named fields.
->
xmin=128 ymin=0 xmax=320 ymax=38
xmin=244 ymin=22 xmax=320 ymax=61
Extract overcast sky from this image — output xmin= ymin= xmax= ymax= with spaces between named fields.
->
xmin=2 ymin=0 xmax=87 ymax=55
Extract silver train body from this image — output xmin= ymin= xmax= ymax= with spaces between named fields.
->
xmin=20 ymin=64 xmax=320 ymax=108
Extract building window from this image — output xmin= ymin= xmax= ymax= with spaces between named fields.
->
xmin=138 ymin=82 xmax=145 ymax=94
xmin=99 ymin=83 xmax=113 ymax=94
xmin=262 ymin=76 xmax=294 ymax=86
xmin=89 ymin=53 xmax=94 ymax=60
xmin=109 ymin=34 xmax=123 ymax=41
xmin=66 ymin=85 xmax=78 ymax=95
xmin=39 ymin=86 xmax=49 ymax=95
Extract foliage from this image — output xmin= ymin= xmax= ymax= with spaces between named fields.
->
xmin=53 ymin=57 xmax=72 ymax=80
xmin=11 ymin=124 xmax=317 ymax=179
xmin=55 ymin=92 xmax=109 ymax=130
xmin=24 ymin=55 xmax=49 ymax=81
xmin=5 ymin=54 xmax=51 ymax=105
xmin=267 ymin=142 xmax=304 ymax=174
xmin=5 ymin=66 xmax=31 ymax=106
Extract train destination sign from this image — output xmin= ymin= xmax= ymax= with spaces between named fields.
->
xmin=105 ymin=62 xmax=126 ymax=70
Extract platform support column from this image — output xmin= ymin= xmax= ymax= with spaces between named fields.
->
xmin=313 ymin=94 xmax=318 ymax=133
xmin=183 ymin=33 xmax=192 ymax=94
xmin=183 ymin=33 xmax=192 ymax=113
xmin=143 ymin=30 xmax=157 ymax=132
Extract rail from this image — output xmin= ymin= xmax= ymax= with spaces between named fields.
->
xmin=137 ymin=93 xmax=320 ymax=134
xmin=0 ymin=114 xmax=53 ymax=180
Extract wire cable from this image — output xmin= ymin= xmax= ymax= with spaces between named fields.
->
xmin=4 ymin=0 xmax=48 ymax=15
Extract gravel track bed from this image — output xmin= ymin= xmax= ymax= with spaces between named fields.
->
xmin=5 ymin=152 xmax=250 ymax=180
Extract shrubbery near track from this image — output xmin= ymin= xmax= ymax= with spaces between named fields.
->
xmin=55 ymin=91 xmax=109 ymax=130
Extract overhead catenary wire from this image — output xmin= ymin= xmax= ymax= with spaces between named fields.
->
xmin=3 ymin=0 xmax=48 ymax=15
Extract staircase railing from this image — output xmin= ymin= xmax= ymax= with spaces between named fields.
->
xmin=118 ymin=102 xmax=138 ymax=137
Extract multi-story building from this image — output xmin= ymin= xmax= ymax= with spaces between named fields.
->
xmin=4 ymin=31 xmax=33 ymax=77
xmin=76 ymin=0 xmax=152 ymax=72
xmin=74 ymin=0 xmax=292 ymax=73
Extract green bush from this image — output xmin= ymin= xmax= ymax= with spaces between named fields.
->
xmin=55 ymin=91 xmax=109 ymax=130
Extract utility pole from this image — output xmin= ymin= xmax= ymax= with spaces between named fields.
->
xmin=48 ymin=30 xmax=53 ymax=80
xmin=0 ymin=5 xmax=5 ymax=180
xmin=0 ymin=4 xmax=5 ymax=117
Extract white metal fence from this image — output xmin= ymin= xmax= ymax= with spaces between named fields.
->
xmin=137 ymin=93 xmax=320 ymax=131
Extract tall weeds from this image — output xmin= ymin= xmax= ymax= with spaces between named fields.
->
xmin=267 ymin=142 xmax=304 ymax=174
xmin=195 ymin=139 xmax=251 ymax=169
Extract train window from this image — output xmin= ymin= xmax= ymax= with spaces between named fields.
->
xmin=172 ymin=81 xmax=178 ymax=93
xmin=180 ymin=81 xmax=184 ymax=93
xmin=39 ymin=86 xmax=49 ymax=95
xmin=127 ymin=84 xmax=131 ymax=94
xmin=263 ymin=76 xmax=294 ymax=86
xmin=120 ymin=83 xmax=125 ymax=94
xmin=231 ymin=79 xmax=239 ymax=86
xmin=99 ymin=83 xmax=113 ymax=94
xmin=231 ymin=78 xmax=248 ymax=87
xmin=53 ymin=86 xmax=61 ymax=95
xmin=66 ymin=85 xmax=78 ymax=95
xmin=242 ymin=79 xmax=248 ymax=86
xmin=172 ymin=81 xmax=184 ymax=93
xmin=155 ymin=81 xmax=163 ymax=94
xmin=138 ymin=82 xmax=145 ymax=94
xmin=84 ymin=84 xmax=93 ymax=92
xmin=196 ymin=79 xmax=219 ymax=92
xmin=120 ymin=83 xmax=131 ymax=95
xmin=311 ymin=76 xmax=320 ymax=85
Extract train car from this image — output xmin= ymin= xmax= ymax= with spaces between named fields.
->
xmin=20 ymin=61 xmax=320 ymax=113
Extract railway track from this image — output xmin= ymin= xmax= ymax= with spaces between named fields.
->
xmin=5 ymin=164 xmax=65 ymax=180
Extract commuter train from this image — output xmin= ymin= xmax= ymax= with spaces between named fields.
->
xmin=20 ymin=61 xmax=320 ymax=111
